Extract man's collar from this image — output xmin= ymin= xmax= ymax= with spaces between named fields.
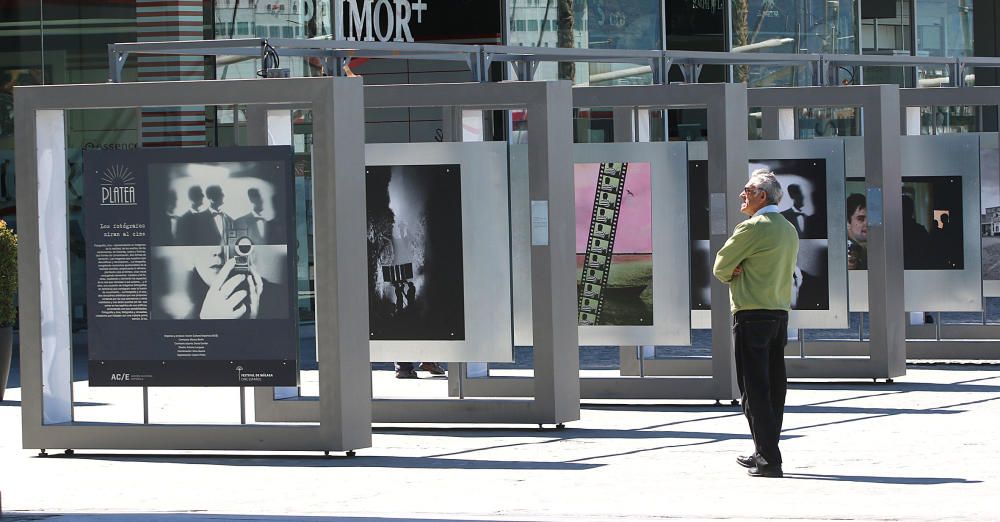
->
xmin=754 ymin=204 xmax=780 ymax=217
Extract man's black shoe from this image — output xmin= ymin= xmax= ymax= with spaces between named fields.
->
xmin=747 ymin=463 xmax=783 ymax=478
xmin=736 ymin=454 xmax=757 ymax=468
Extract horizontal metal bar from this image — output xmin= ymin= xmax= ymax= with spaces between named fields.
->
xmin=826 ymin=53 xmax=959 ymax=66
xmin=900 ymin=86 xmax=1000 ymax=107
xmin=110 ymin=38 xmax=263 ymax=56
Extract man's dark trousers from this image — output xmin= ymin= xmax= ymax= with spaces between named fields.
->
xmin=733 ymin=309 xmax=788 ymax=465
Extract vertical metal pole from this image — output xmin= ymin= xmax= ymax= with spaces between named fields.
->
xmin=240 ymin=387 xmax=246 ymax=425
xmin=866 ymin=85 xmax=906 ymax=378
xmin=526 ymin=81 xmax=580 ymax=423
xmin=708 ymin=82 xmax=748 ymax=400
xmin=143 ymin=387 xmax=149 ymax=424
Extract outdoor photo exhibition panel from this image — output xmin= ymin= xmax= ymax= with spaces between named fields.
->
xmin=688 ymin=139 xmax=848 ymax=330
xmin=84 ymin=146 xmax=300 ymax=387
xmin=255 ymin=80 xmax=581 ymax=425
xmin=510 ymin=142 xmax=691 ymax=347
xmin=737 ymin=86 xmax=905 ymax=379
xmin=844 ymin=134 xmax=981 ymax=312
xmin=15 ymin=77 xmax=371 ymax=452
xmin=455 ymin=83 xmax=748 ymax=400
xmin=898 ymin=87 xmax=1000 ymax=299
xmin=365 ymin=142 xmax=512 ymax=363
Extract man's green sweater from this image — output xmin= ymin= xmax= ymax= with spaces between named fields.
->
xmin=712 ymin=212 xmax=800 ymax=313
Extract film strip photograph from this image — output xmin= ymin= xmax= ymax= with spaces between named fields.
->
xmin=575 ymin=161 xmax=653 ymax=326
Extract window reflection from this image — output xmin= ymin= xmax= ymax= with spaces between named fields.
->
xmin=731 ymin=0 xmax=858 ymax=86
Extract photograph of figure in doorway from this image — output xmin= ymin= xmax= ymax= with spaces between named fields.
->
xmin=687 ymin=159 xmax=830 ymax=310
xmin=366 ymin=164 xmax=466 ymax=341
xmin=847 ymin=176 xmax=964 ymax=270
xmin=575 ymin=161 xmax=653 ymax=326
xmin=148 ymin=160 xmax=292 ymax=320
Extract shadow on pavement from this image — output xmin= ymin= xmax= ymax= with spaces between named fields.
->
xmin=783 ymin=473 xmax=982 ymax=485
xmin=34 ymin=453 xmax=602 ymax=471
xmin=2 ymin=511 xmax=508 ymax=522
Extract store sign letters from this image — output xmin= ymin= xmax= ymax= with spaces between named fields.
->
xmin=344 ymin=0 xmax=427 ymax=42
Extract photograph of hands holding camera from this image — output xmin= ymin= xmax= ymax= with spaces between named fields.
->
xmin=150 ymin=163 xmax=290 ymax=321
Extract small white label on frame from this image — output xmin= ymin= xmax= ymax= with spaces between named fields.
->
xmin=531 ymin=200 xmax=549 ymax=246
xmin=710 ymin=192 xmax=728 ymax=235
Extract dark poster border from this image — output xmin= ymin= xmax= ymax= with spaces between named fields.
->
xmin=83 ymin=146 xmax=298 ymax=387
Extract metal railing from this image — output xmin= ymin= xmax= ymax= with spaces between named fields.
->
xmin=108 ymin=37 xmax=1000 ymax=87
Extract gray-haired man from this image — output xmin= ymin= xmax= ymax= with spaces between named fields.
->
xmin=713 ymin=169 xmax=800 ymax=478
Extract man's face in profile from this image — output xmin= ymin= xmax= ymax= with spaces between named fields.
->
xmin=848 ymin=206 xmax=868 ymax=243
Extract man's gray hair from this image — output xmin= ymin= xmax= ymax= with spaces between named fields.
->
xmin=749 ymin=169 xmax=783 ymax=205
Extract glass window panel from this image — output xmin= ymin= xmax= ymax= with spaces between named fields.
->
xmin=797 ymin=107 xmax=860 ymax=138
xmin=732 ymin=0 xmax=858 ymax=86
xmin=668 ymin=0 xmax=726 ymax=53
xmin=916 ymin=0 xmax=974 ymax=88
xmin=861 ymin=0 xmax=912 ymax=53
xmin=506 ymin=0 xmax=663 ymax=85
xmin=916 ymin=0 xmax=973 ymax=57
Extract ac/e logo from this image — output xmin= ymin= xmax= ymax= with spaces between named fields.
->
xmin=110 ymin=373 xmax=130 ymax=381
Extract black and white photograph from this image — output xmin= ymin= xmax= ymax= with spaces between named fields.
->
xmin=792 ymin=240 xmax=829 ymax=310
xmin=148 ymin=161 xmax=289 ymax=247
xmin=687 ymin=161 xmax=711 ymax=310
xmin=147 ymin=160 xmax=292 ymax=320
xmin=366 ymin=164 xmax=466 ymax=341
xmin=150 ymin=245 xmax=290 ymax=320
xmin=847 ymin=176 xmax=964 ymax=270
xmin=750 ymin=158 xmax=828 ymax=240
xmin=688 ymin=159 xmax=831 ymax=311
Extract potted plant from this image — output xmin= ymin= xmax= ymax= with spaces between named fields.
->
xmin=0 ymin=219 xmax=16 ymax=401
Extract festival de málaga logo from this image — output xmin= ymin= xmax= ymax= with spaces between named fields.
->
xmin=100 ymin=164 xmax=137 ymax=206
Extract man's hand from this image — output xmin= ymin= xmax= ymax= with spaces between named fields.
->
xmin=732 ymin=265 xmax=743 ymax=278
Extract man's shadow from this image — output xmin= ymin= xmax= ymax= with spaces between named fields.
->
xmin=783 ymin=473 xmax=980 ymax=485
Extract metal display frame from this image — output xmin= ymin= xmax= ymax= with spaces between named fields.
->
xmin=755 ymin=86 xmax=906 ymax=379
xmin=15 ymin=77 xmax=372 ymax=453
xmin=450 ymin=82 xmax=749 ymax=400
xmin=253 ymin=81 xmax=581 ymax=425
xmin=626 ymin=86 xmax=906 ymax=381
xmin=883 ymin=88 xmax=1000 ymax=359
xmin=801 ymin=88 xmax=1000 ymax=361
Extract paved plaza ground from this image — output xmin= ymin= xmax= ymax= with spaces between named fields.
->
xmin=1 ymin=363 xmax=998 ymax=521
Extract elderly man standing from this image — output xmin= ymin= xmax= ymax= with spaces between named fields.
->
xmin=713 ymin=169 xmax=799 ymax=478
